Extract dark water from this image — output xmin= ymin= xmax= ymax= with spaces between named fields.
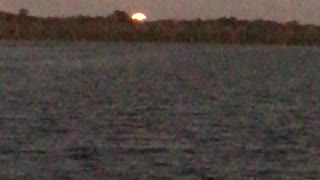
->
xmin=0 ymin=41 xmax=319 ymax=179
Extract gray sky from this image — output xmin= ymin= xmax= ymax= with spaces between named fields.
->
xmin=1 ymin=0 xmax=320 ymax=24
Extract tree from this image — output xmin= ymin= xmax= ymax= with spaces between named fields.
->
xmin=106 ymin=10 xmax=132 ymax=23
xmin=18 ymin=8 xmax=29 ymax=17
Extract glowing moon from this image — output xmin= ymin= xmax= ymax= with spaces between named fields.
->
xmin=131 ymin=12 xmax=147 ymax=22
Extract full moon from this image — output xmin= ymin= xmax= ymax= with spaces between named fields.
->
xmin=131 ymin=12 xmax=147 ymax=22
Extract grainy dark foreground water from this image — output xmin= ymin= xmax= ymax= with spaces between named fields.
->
xmin=0 ymin=41 xmax=319 ymax=179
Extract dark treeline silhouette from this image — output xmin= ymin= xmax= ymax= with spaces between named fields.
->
xmin=1 ymin=9 xmax=320 ymax=45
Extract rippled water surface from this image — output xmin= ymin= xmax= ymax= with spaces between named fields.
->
xmin=0 ymin=41 xmax=319 ymax=179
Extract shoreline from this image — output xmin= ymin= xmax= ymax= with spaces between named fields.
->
xmin=1 ymin=10 xmax=320 ymax=46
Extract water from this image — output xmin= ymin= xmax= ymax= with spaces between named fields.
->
xmin=0 ymin=41 xmax=319 ymax=179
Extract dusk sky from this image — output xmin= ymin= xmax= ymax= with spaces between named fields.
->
xmin=1 ymin=0 xmax=320 ymax=24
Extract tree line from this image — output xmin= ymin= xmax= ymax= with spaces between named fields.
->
xmin=0 ymin=9 xmax=320 ymax=45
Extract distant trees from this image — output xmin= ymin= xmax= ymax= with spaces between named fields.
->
xmin=106 ymin=10 xmax=132 ymax=24
xmin=1 ymin=9 xmax=320 ymax=45
xmin=18 ymin=8 xmax=29 ymax=17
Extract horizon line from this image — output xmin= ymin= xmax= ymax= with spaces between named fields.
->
xmin=1 ymin=9 xmax=317 ymax=27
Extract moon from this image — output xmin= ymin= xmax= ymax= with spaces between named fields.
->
xmin=131 ymin=12 xmax=147 ymax=22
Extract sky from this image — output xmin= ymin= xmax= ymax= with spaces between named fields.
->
xmin=1 ymin=0 xmax=320 ymax=25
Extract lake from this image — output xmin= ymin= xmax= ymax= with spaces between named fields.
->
xmin=0 ymin=41 xmax=319 ymax=179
